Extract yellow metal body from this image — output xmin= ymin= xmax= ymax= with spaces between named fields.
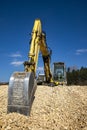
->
xmin=24 ymin=19 xmax=53 ymax=83
xmin=7 ymin=19 xmax=59 ymax=116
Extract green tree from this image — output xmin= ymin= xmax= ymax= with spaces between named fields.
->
xmin=67 ymin=67 xmax=87 ymax=85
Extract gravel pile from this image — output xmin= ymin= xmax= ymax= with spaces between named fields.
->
xmin=0 ymin=85 xmax=87 ymax=130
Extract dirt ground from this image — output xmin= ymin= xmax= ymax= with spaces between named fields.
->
xmin=0 ymin=85 xmax=87 ymax=130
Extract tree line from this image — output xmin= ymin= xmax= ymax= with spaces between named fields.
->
xmin=67 ymin=67 xmax=87 ymax=85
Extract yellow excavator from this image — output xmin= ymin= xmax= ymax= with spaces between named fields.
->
xmin=7 ymin=19 xmax=57 ymax=116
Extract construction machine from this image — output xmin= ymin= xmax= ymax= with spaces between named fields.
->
xmin=37 ymin=62 xmax=67 ymax=85
xmin=37 ymin=73 xmax=45 ymax=85
xmin=7 ymin=19 xmax=55 ymax=116
xmin=53 ymin=62 xmax=67 ymax=85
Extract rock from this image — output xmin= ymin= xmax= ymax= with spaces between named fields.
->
xmin=0 ymin=85 xmax=87 ymax=130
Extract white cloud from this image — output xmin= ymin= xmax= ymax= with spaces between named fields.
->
xmin=10 ymin=61 xmax=23 ymax=66
xmin=10 ymin=52 xmax=22 ymax=58
xmin=75 ymin=49 xmax=87 ymax=55
xmin=37 ymin=67 xmax=44 ymax=71
xmin=9 ymin=52 xmax=24 ymax=67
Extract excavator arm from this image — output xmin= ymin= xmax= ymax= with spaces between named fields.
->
xmin=40 ymin=32 xmax=52 ymax=83
xmin=24 ymin=20 xmax=52 ymax=83
xmin=24 ymin=19 xmax=42 ymax=74
xmin=7 ymin=19 xmax=55 ymax=116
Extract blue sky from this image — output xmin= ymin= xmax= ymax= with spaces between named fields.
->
xmin=0 ymin=0 xmax=87 ymax=81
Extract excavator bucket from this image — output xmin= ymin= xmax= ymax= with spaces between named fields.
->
xmin=7 ymin=72 xmax=37 ymax=116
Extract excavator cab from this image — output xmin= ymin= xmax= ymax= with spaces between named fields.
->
xmin=53 ymin=62 xmax=67 ymax=85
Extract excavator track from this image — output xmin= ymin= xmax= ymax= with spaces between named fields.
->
xmin=7 ymin=72 xmax=37 ymax=116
